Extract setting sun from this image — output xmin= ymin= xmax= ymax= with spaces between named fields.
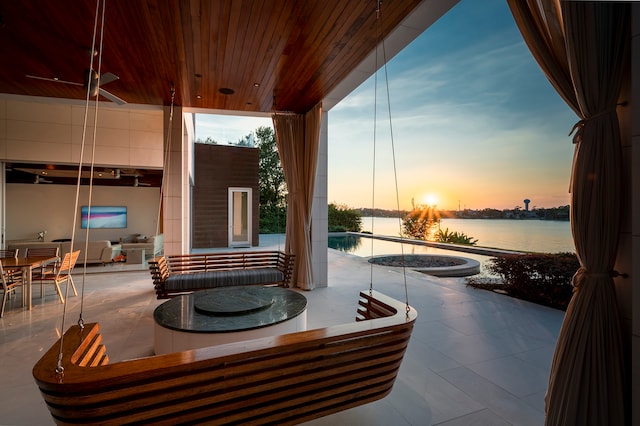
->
xmin=422 ymin=193 xmax=439 ymax=207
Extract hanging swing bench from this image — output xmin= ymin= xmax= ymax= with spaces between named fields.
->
xmin=33 ymin=290 xmax=416 ymax=425
xmin=32 ymin=1 xmax=417 ymax=423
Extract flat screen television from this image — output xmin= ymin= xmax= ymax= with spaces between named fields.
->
xmin=81 ymin=206 xmax=127 ymax=229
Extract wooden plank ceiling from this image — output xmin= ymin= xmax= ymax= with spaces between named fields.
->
xmin=0 ymin=0 xmax=422 ymax=113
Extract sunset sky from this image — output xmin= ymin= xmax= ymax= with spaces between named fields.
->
xmin=196 ymin=0 xmax=577 ymax=212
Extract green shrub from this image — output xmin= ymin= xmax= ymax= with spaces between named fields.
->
xmin=470 ymin=252 xmax=579 ymax=310
xmin=328 ymin=203 xmax=362 ymax=232
xmin=435 ymin=227 xmax=478 ymax=245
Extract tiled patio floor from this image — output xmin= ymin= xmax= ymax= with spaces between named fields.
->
xmin=0 ymin=237 xmax=563 ymax=425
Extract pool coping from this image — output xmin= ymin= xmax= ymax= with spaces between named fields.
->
xmin=334 ymin=232 xmax=525 ymax=257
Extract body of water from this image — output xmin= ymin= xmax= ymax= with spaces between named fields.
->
xmin=359 ymin=217 xmax=574 ymax=254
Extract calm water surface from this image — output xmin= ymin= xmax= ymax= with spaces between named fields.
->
xmin=329 ymin=217 xmax=574 ymax=276
xmin=359 ymin=217 xmax=575 ymax=253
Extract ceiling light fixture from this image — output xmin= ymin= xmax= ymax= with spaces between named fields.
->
xmin=219 ymin=87 xmax=234 ymax=95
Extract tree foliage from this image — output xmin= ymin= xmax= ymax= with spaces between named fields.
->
xmin=255 ymin=126 xmax=287 ymax=233
xmin=402 ymin=202 xmax=477 ymax=245
xmin=402 ymin=202 xmax=440 ymax=240
xmin=328 ymin=203 xmax=362 ymax=232
xmin=196 ymin=136 xmax=218 ymax=145
xmin=235 ymin=133 xmax=254 ymax=147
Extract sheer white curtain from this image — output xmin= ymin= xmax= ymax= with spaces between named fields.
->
xmin=506 ymin=1 xmax=629 ymax=424
xmin=272 ymin=103 xmax=322 ymax=290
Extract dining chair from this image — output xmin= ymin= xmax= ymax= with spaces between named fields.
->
xmin=0 ymin=248 xmax=22 ymax=283
xmin=0 ymin=249 xmax=18 ymax=258
xmin=0 ymin=259 xmax=23 ymax=317
xmin=40 ymin=250 xmax=79 ymax=304
xmin=25 ymin=247 xmax=60 ymax=297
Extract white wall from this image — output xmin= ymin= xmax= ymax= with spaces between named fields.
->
xmin=6 ymin=183 xmax=160 ymax=243
xmin=162 ymin=107 xmax=194 ymax=255
xmin=0 ymin=95 xmax=164 ymax=168
xmin=311 ymin=111 xmax=328 ymax=288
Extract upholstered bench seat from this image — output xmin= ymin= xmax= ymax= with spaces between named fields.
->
xmin=164 ymin=268 xmax=285 ymax=292
xmin=149 ymin=251 xmax=295 ymax=298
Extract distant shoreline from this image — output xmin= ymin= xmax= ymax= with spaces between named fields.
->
xmin=362 ymin=215 xmax=569 ymax=222
xmin=358 ymin=205 xmax=570 ymax=222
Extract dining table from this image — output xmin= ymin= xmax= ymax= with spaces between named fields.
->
xmin=3 ymin=255 xmax=60 ymax=310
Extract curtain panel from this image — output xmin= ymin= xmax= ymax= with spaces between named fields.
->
xmin=506 ymin=1 xmax=629 ymax=425
xmin=272 ymin=103 xmax=322 ymax=290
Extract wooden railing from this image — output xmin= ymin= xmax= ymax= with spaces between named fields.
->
xmin=33 ymin=290 xmax=416 ymax=425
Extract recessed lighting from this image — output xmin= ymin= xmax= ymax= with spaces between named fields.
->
xmin=196 ymin=95 xmax=202 ymax=99
xmin=253 ymin=83 xmax=260 ymax=87
xmin=219 ymin=87 xmax=234 ymax=95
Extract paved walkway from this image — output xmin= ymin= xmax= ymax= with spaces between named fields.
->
xmin=0 ymin=237 xmax=564 ymax=425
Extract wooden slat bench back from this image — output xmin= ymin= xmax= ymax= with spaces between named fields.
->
xmin=148 ymin=251 xmax=295 ymax=298
xmin=33 ymin=290 xmax=416 ymax=425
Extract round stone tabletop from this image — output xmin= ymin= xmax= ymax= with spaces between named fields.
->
xmin=154 ymin=286 xmax=307 ymax=333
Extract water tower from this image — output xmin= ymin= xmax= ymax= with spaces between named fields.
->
xmin=524 ymin=199 xmax=531 ymax=211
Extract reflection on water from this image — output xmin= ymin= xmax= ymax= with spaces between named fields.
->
xmin=327 ymin=234 xmax=363 ymax=253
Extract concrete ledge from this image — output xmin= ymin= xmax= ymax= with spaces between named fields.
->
xmin=368 ymin=254 xmax=481 ymax=277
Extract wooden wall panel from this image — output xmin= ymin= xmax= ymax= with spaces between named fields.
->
xmin=192 ymin=144 xmax=259 ymax=248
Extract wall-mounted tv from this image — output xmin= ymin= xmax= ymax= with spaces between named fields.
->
xmin=81 ymin=206 xmax=127 ymax=229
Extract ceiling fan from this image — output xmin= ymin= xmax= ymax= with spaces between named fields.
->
xmin=26 ymin=68 xmax=126 ymax=105
xmin=109 ymin=168 xmax=146 ymax=179
xmin=33 ymin=175 xmax=53 ymax=184
xmin=134 ymin=176 xmax=150 ymax=187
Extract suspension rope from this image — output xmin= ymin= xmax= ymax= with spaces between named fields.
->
xmin=156 ymin=85 xmax=175 ymax=238
xmin=56 ymin=0 xmax=105 ymax=375
xmin=78 ymin=0 xmax=108 ymax=328
xmin=371 ymin=0 xmax=411 ymax=314
xmin=368 ymin=2 xmax=381 ymax=294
